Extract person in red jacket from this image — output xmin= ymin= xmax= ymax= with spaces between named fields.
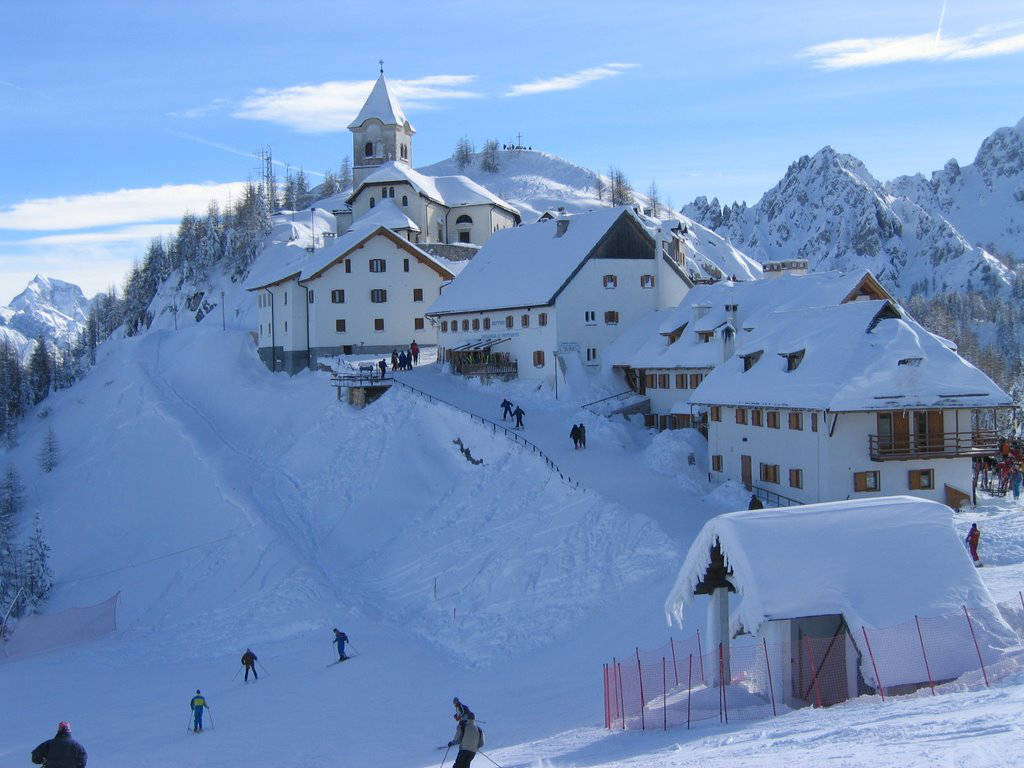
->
xmin=966 ymin=523 xmax=981 ymax=565
xmin=410 ymin=340 xmax=420 ymax=365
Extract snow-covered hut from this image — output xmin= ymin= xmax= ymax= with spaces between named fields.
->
xmin=666 ymin=496 xmax=1016 ymax=707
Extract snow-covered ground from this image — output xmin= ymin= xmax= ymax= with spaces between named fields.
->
xmin=2 ymin=325 xmax=1024 ymax=767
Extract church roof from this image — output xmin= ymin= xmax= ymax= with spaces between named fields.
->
xmin=351 ymin=161 xmax=519 ymax=217
xmin=348 ymin=74 xmax=413 ymax=131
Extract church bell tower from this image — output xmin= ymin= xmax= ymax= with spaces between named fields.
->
xmin=348 ymin=62 xmax=415 ymax=189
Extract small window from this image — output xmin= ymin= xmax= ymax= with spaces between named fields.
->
xmin=789 ymin=468 xmax=803 ymax=489
xmin=909 ymin=469 xmax=935 ymax=490
xmin=585 ymin=310 xmax=596 ymax=324
xmin=413 ymin=288 xmax=423 ymax=302
xmin=389 ymin=187 xmax=395 ymax=198
xmin=690 ymin=373 xmax=702 ymax=388
xmin=711 ymin=406 xmax=721 ymax=422
xmin=539 ymin=313 xmax=548 ymax=327
xmin=698 ymin=331 xmax=713 ymax=343
xmin=369 ymin=259 xmax=386 ymax=273
xmin=335 ymin=319 xmax=346 ymax=333
xmin=308 ymin=290 xmax=314 ymax=303
xmin=811 ymin=413 xmax=819 ymax=432
xmin=441 ymin=321 xmax=448 ymax=332
xmin=736 ymin=408 xmax=747 ymax=425
xmin=712 ymin=455 xmax=723 ymax=472
xmin=658 ymin=374 xmax=669 ymax=389
xmin=369 ymin=197 xmax=376 ymax=208
xmin=365 ymin=142 xmax=373 ymax=157
xmin=458 ymin=231 xmax=471 ymax=243
xmin=402 ymin=195 xmax=408 ymax=206
xmin=788 ymin=412 xmax=803 ymax=430
xmin=640 ymin=274 xmax=655 ymax=289
xmin=506 ymin=315 xmax=514 ymax=329
xmin=586 ymin=347 xmax=598 ymax=362
xmin=483 ymin=318 xmax=491 ymax=330
xmin=404 ymin=258 xmax=410 ymax=273
xmin=766 ymin=411 xmax=780 ymax=429
xmin=645 ymin=373 xmax=657 ymax=389
xmin=521 ymin=314 xmax=530 ymax=328
xmin=742 ymin=351 xmax=763 ymax=371
xmin=785 ymin=350 xmax=805 ymax=371
xmin=345 ymin=259 xmax=351 ymax=274
xmin=533 ymin=350 xmax=545 ymax=367
xmin=331 ymin=289 xmax=345 ymax=303
xmin=450 ymin=324 xmax=457 ymax=334
xmin=284 ymin=321 xmax=288 ymax=332
xmin=283 ymin=293 xmax=288 ymax=305
xmin=759 ymin=463 xmax=780 ymax=484
xmin=370 ymin=289 xmax=387 ymax=303
xmin=414 ymin=318 xmax=425 ymax=330
xmin=374 ymin=318 xmax=384 ymax=332
xmin=603 ymin=274 xmax=618 ymax=289
xmin=604 ymin=310 xmax=619 ymax=325
xmin=462 ymin=319 xmax=469 ymax=331
xmin=854 ymin=471 xmax=880 ymax=492
xmin=472 ymin=318 xmax=480 ymax=331
xmin=676 ymin=374 xmax=686 ymax=388
xmin=751 ymin=409 xmax=763 ymax=427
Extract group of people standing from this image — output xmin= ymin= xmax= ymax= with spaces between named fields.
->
xmin=387 ymin=341 xmax=420 ymax=373
xmin=569 ymin=423 xmax=587 ymax=449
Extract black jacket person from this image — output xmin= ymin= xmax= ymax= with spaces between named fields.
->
xmin=32 ymin=722 xmax=87 ymax=768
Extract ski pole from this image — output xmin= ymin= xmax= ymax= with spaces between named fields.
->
xmin=232 ymin=666 xmax=242 ymax=682
xmin=478 ymin=751 xmax=505 ymax=768
xmin=438 ymin=744 xmax=451 ymax=768
xmin=207 ymin=709 xmax=215 ymax=730
xmin=186 ymin=713 xmax=193 ymax=733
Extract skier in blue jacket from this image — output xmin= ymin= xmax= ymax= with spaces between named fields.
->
xmin=333 ymin=628 xmax=349 ymax=661
xmin=190 ymin=690 xmax=209 ymax=733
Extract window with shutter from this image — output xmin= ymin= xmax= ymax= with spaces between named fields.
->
xmin=472 ymin=319 xmax=480 ymax=331
xmin=414 ymin=318 xmax=424 ymax=330
xmin=370 ymin=289 xmax=387 ymax=303
xmin=369 ymin=259 xmax=386 ymax=273
xmin=331 ymin=289 xmax=345 ymax=303
xmin=789 ymin=469 xmax=803 ymax=489
xmin=538 ymin=313 xmax=547 ymax=326
xmin=441 ymin=321 xmax=448 ymax=332
xmin=506 ymin=315 xmax=514 ymax=329
xmin=413 ymin=288 xmax=423 ymax=302
xmin=690 ymin=373 xmax=702 ymax=388
xmin=374 ymin=318 xmax=384 ymax=331
xmin=335 ymin=319 xmax=346 ymax=333
xmin=640 ymin=274 xmax=655 ymax=288
xmin=603 ymin=274 xmax=618 ymax=288
xmin=811 ymin=413 xmax=819 ymax=432
xmin=788 ymin=412 xmax=803 ymax=430
xmin=736 ymin=408 xmax=747 ymax=425
xmin=483 ymin=318 xmax=491 ymax=330
xmin=462 ymin=319 xmax=469 ymax=331
xmin=533 ymin=350 xmax=545 ymax=367
xmin=604 ymin=310 xmax=619 ymax=324
xmin=521 ymin=314 xmax=530 ymax=328
xmin=751 ymin=409 xmax=763 ymax=427
xmin=854 ymin=471 xmax=880 ymax=492
xmin=908 ymin=469 xmax=934 ymax=490
xmin=646 ymin=374 xmax=657 ymax=389
xmin=711 ymin=406 xmax=721 ymax=422
xmin=712 ymin=455 xmax=723 ymax=472
xmin=766 ymin=411 xmax=780 ymax=429
xmin=658 ymin=374 xmax=669 ymax=388
xmin=676 ymin=374 xmax=686 ymax=388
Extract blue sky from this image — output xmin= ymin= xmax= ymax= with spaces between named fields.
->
xmin=1 ymin=0 xmax=1022 ymax=303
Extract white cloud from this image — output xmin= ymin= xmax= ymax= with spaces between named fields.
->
xmin=801 ymin=22 xmax=1024 ymax=70
xmin=0 ymin=181 xmax=247 ymax=232
xmin=232 ymin=75 xmax=480 ymax=133
xmin=505 ymin=63 xmax=639 ymax=97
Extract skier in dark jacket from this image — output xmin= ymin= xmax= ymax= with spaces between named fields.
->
xmin=332 ymin=628 xmax=349 ymax=661
xmin=512 ymin=405 xmax=525 ymax=429
xmin=447 ymin=709 xmax=483 ymax=768
xmin=31 ymin=722 xmax=86 ymax=768
xmin=578 ymin=424 xmax=586 ymax=449
xmin=570 ymin=424 xmax=580 ymax=449
xmin=378 ymin=358 xmax=387 ymax=377
xmin=500 ymin=399 xmax=513 ymax=420
xmin=241 ymin=648 xmax=258 ymax=682
xmin=391 ymin=350 xmax=399 ymax=370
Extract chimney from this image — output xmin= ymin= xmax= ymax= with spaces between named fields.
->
xmin=692 ymin=303 xmax=711 ymax=324
xmin=556 ymin=218 xmax=570 ymax=237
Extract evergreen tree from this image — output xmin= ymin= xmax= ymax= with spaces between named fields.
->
xmin=21 ymin=513 xmax=52 ymax=613
xmin=479 ymin=140 xmax=501 ymax=173
xmin=453 ymin=137 xmax=474 ymax=170
xmin=338 ymin=156 xmax=352 ymax=191
xmin=27 ymin=338 xmax=52 ymax=405
xmin=0 ymin=465 xmax=24 ymax=611
xmin=608 ymin=167 xmax=634 ymax=206
xmin=37 ymin=426 xmax=59 ymax=473
xmin=647 ymin=180 xmax=661 ymax=217
xmin=320 ymin=170 xmax=339 ymax=198
xmin=295 ymin=168 xmax=310 ymax=209
xmin=282 ymin=167 xmax=297 ymax=210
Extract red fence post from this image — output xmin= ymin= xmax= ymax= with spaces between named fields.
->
xmin=762 ymin=637 xmax=777 ymax=717
xmin=696 ymin=629 xmax=705 ymax=683
xmin=687 ymin=653 xmax=692 ymax=730
xmin=861 ymin=627 xmax=885 ymax=701
xmin=963 ymin=605 xmax=990 ymax=688
xmin=803 ymin=635 xmax=824 ymax=708
xmin=636 ymin=647 xmax=646 ymax=731
xmin=914 ymin=615 xmax=936 ymax=695
xmin=662 ymin=657 xmax=668 ymax=731
xmin=616 ymin=658 xmax=625 ymax=730
xmin=670 ymin=636 xmax=679 ymax=686
xmin=603 ymin=663 xmax=608 ymax=729
xmin=719 ymin=642 xmax=729 ymax=723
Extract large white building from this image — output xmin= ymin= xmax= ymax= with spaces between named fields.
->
xmin=247 ymin=71 xmax=519 ymax=372
xmin=426 ymin=207 xmax=691 ymax=385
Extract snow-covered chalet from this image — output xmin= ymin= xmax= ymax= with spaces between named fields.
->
xmin=246 ymin=71 xmax=520 ymax=373
xmin=426 ymin=207 xmax=692 ymax=385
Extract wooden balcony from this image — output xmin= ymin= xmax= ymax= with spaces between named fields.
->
xmin=455 ymin=361 xmax=518 ymax=377
xmin=868 ymin=431 xmax=1000 ymax=461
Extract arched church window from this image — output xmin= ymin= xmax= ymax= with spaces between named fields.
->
xmin=369 ymin=197 xmax=375 ymax=208
xmin=389 ymin=187 xmax=395 ymax=198
xmin=402 ymin=195 xmax=408 ymax=206
xmin=456 ymin=215 xmax=473 ymax=225
xmin=365 ymin=142 xmax=373 ymax=158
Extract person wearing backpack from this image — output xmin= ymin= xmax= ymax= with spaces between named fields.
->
xmin=447 ymin=708 xmax=484 ymax=767
xmin=241 ymin=648 xmax=258 ymax=682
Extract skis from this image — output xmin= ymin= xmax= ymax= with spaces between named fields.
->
xmin=326 ymin=653 xmax=358 ymax=667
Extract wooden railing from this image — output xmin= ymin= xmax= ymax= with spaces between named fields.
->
xmin=455 ymin=361 xmax=518 ymax=377
xmin=868 ymin=431 xmax=1000 ymax=461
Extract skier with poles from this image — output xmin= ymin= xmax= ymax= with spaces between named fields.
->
xmin=441 ymin=702 xmax=483 ymax=768
xmin=332 ymin=628 xmax=350 ymax=662
xmin=31 ymin=721 xmax=87 ymax=767
xmin=500 ymin=399 xmax=513 ymax=421
xmin=241 ymin=648 xmax=258 ymax=682
xmin=966 ymin=523 xmax=982 ymax=566
xmin=190 ymin=689 xmax=210 ymax=733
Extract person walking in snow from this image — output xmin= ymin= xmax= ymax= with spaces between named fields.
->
xmin=410 ymin=341 xmax=420 ymax=365
xmin=966 ymin=523 xmax=981 ymax=566
xmin=378 ymin=358 xmax=387 ymax=378
xmin=190 ymin=690 xmax=210 ymax=733
xmin=332 ymin=628 xmax=349 ymax=661
xmin=500 ymin=398 xmax=513 ymax=420
xmin=1013 ymin=464 xmax=1023 ymax=500
xmin=570 ymin=424 xmax=580 ymax=449
xmin=241 ymin=648 xmax=258 ymax=682
xmin=748 ymin=494 xmax=764 ymax=510
xmin=31 ymin=721 xmax=87 ymax=768
xmin=512 ymin=405 xmax=525 ymax=429
xmin=446 ymin=707 xmax=483 ymax=768
xmin=578 ymin=423 xmax=586 ymax=449
xmin=391 ymin=349 xmax=399 ymax=370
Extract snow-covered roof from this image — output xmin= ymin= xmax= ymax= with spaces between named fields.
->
xmin=689 ymin=299 xmax=1011 ymax=411
xmin=353 ymin=198 xmax=420 ymax=233
xmin=427 ymin=207 xmax=647 ymax=315
xmin=351 ymin=161 xmax=519 ymax=216
xmin=347 ymin=74 xmax=413 ymax=131
xmin=665 ymin=496 xmax=1014 ymax=647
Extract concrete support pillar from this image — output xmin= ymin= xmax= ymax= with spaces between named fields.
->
xmin=707 ymin=587 xmax=731 ymax=685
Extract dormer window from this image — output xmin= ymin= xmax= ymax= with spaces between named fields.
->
xmin=725 ymin=304 xmax=738 ymax=313
xmin=741 ymin=350 xmax=763 ymax=371
xmin=640 ymin=274 xmax=655 ymax=289
xmin=603 ymin=274 xmax=618 ymax=289
xmin=782 ymin=350 xmax=805 ymax=371
xmin=698 ymin=331 xmax=714 ymax=343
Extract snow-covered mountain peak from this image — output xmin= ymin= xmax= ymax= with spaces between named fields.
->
xmin=972 ymin=122 xmax=1024 ymax=182
xmin=1 ymin=273 xmax=91 ymax=348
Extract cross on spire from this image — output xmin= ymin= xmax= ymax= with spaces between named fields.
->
xmin=379 ymin=59 xmax=384 ymax=75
